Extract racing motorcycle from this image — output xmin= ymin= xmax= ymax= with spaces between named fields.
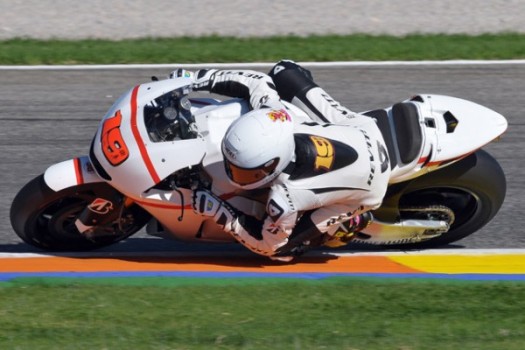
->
xmin=10 ymin=75 xmax=508 ymax=253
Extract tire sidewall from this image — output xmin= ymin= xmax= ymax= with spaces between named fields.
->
xmin=10 ymin=174 xmax=147 ymax=251
xmin=397 ymin=149 xmax=506 ymax=247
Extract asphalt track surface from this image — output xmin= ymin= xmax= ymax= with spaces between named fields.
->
xmin=1 ymin=63 xmax=524 ymax=256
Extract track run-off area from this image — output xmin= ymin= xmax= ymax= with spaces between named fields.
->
xmin=1 ymin=250 xmax=525 ymax=282
xmin=1 ymin=61 xmax=525 ymax=281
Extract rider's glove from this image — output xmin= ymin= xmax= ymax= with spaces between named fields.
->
xmin=192 ymin=189 xmax=222 ymax=217
xmin=192 ymin=69 xmax=218 ymax=91
xmin=169 ymin=69 xmax=195 ymax=80
xmin=192 ymin=189 xmax=237 ymax=231
xmin=169 ymin=69 xmax=218 ymax=92
xmin=192 ymin=189 xmax=290 ymax=259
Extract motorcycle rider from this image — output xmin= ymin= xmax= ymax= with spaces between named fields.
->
xmin=171 ymin=60 xmax=391 ymax=260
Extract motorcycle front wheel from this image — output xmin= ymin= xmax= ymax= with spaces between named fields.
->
xmin=10 ymin=174 xmax=151 ymax=251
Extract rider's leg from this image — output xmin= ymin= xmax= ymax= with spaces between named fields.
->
xmin=275 ymin=204 xmax=374 ymax=255
xmin=323 ymin=211 xmax=373 ymax=248
xmin=268 ymin=60 xmax=359 ymax=124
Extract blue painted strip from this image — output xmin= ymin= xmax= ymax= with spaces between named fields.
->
xmin=2 ymin=271 xmax=525 ymax=282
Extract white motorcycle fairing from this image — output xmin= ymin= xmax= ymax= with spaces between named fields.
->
xmin=371 ymin=94 xmax=507 ymax=185
xmin=91 ymin=78 xmax=207 ymax=196
xmin=43 ymin=156 xmax=104 ymax=192
xmin=37 ymin=78 xmax=507 ymax=247
xmin=84 ymin=78 xmax=309 ymax=242
xmin=423 ymin=94 xmax=507 ymax=163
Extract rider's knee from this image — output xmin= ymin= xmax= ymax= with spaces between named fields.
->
xmin=268 ymin=60 xmax=318 ymax=102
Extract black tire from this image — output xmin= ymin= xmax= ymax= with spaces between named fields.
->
xmin=10 ymin=174 xmax=151 ymax=251
xmin=391 ymin=149 xmax=506 ymax=248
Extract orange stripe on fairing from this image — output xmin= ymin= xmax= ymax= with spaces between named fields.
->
xmin=73 ymin=158 xmax=84 ymax=185
xmin=130 ymin=85 xmax=161 ymax=184
xmin=134 ymin=199 xmax=192 ymax=210
xmin=0 ymin=256 xmax=420 ymax=274
xmin=134 ymin=192 xmax=237 ymax=210
xmin=422 ymin=152 xmax=474 ymax=168
xmin=417 ymin=156 xmax=428 ymax=164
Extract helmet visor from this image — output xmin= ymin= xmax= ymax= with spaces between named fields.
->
xmin=224 ymin=158 xmax=280 ymax=186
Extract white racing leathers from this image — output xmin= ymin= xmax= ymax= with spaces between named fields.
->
xmin=193 ymin=62 xmax=391 ymax=257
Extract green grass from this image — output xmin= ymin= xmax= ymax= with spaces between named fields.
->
xmin=1 ymin=277 xmax=525 ymax=349
xmin=1 ymin=33 xmax=525 ymax=65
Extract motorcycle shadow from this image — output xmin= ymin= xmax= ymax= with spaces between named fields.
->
xmin=0 ymin=239 xmax=468 ymax=269
xmin=0 ymin=239 xmax=341 ymax=267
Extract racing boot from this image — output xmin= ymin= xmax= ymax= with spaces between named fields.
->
xmin=323 ymin=212 xmax=373 ymax=248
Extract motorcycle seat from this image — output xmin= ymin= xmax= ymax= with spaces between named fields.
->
xmin=364 ymin=102 xmax=423 ymax=169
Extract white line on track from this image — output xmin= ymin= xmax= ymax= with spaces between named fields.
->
xmin=1 ymin=249 xmax=525 ymax=259
xmin=1 ymin=60 xmax=525 ymax=70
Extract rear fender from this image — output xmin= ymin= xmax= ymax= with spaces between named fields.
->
xmin=422 ymin=94 xmax=508 ymax=163
xmin=43 ymin=156 xmax=106 ymax=192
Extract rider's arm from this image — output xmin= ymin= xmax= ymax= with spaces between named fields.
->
xmin=192 ymin=187 xmax=297 ymax=257
xmin=192 ymin=69 xmax=284 ymax=110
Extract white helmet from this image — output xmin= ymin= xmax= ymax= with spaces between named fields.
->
xmin=221 ymin=107 xmax=295 ymax=190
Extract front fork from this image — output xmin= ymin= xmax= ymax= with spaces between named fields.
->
xmin=74 ymin=194 xmax=134 ymax=237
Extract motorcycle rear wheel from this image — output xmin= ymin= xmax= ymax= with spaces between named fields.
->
xmin=10 ymin=174 xmax=151 ymax=251
xmin=394 ymin=149 xmax=506 ymax=248
xmin=349 ymin=149 xmax=506 ymax=249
